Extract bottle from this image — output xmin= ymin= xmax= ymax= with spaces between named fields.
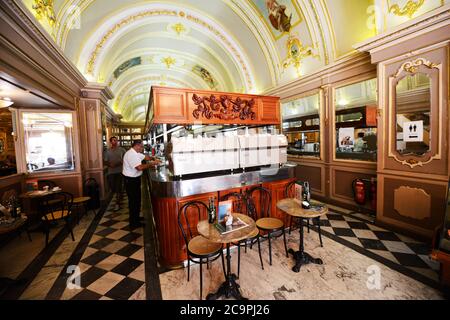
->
xmin=208 ymin=197 xmax=216 ymax=224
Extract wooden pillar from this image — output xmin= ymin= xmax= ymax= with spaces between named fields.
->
xmin=78 ymin=84 xmax=114 ymax=199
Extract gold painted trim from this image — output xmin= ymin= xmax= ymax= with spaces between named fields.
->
xmin=389 ymin=0 xmax=425 ymax=19
xmin=387 ymin=57 xmax=442 ymax=169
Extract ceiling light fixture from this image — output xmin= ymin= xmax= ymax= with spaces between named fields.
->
xmin=0 ymin=97 xmax=14 ymax=108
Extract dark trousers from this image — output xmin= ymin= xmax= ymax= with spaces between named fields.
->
xmin=123 ymin=175 xmax=141 ymax=226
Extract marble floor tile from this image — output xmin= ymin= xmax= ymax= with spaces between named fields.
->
xmin=381 ymin=240 xmax=416 ymax=254
xmin=159 ymin=231 xmax=444 ymax=300
xmin=96 ymin=254 xmax=127 ymax=271
xmin=352 ymin=229 xmax=379 ymax=240
xmin=87 ymin=272 xmax=125 ymax=296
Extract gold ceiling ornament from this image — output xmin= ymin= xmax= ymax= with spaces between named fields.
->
xmin=171 ymin=23 xmax=187 ymax=36
xmin=394 ymin=58 xmax=439 ymax=77
xmin=282 ymin=35 xmax=316 ymax=75
xmin=161 ymin=56 xmax=176 ymax=69
xmin=32 ymin=0 xmax=57 ymax=27
xmin=86 ymin=10 xmax=178 ymax=74
xmin=389 ymin=0 xmax=425 ymax=19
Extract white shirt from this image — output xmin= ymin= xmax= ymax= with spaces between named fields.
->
xmin=122 ymin=148 xmax=146 ymax=178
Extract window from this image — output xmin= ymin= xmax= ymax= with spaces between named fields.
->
xmin=282 ymin=93 xmax=320 ymax=158
xmin=23 ymin=112 xmax=75 ymax=173
xmin=334 ymin=79 xmax=378 ymax=162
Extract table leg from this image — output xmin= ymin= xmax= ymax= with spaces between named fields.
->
xmin=288 ymin=218 xmax=323 ymax=273
xmin=206 ymin=243 xmax=247 ymax=300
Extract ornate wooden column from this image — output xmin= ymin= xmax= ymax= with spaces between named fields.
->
xmin=79 ymin=84 xmax=114 ymax=199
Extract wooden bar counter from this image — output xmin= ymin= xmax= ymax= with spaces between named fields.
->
xmin=148 ymin=165 xmax=296 ymax=268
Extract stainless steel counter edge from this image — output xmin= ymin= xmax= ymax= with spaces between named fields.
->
xmin=147 ymin=164 xmax=297 ymax=198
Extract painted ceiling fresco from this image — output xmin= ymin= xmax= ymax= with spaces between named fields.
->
xmin=21 ymin=0 xmax=450 ymax=121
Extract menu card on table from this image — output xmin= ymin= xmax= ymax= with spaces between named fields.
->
xmin=214 ymin=200 xmax=248 ymax=234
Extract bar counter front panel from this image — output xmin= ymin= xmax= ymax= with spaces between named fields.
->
xmin=148 ymin=165 xmax=296 ymax=267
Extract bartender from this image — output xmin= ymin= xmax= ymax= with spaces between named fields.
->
xmin=353 ymin=132 xmax=366 ymax=152
xmin=122 ymin=140 xmax=160 ymax=228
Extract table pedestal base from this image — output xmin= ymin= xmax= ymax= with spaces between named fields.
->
xmin=206 ymin=274 xmax=248 ymax=300
xmin=288 ymin=249 xmax=323 ymax=273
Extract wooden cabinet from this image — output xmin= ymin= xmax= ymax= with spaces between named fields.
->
xmin=258 ymin=97 xmax=280 ymax=124
xmin=148 ymin=86 xmax=280 ymax=126
xmin=154 ymin=89 xmax=187 ymax=123
xmin=263 ymin=179 xmax=295 ymax=226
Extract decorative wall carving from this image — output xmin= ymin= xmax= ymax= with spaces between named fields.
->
xmin=394 ymin=58 xmax=438 ymax=78
xmin=389 ymin=0 xmax=425 ymax=19
xmin=32 ymin=0 xmax=57 ymax=26
xmin=192 ymin=94 xmax=256 ymax=121
xmin=393 ymin=186 xmax=431 ymax=220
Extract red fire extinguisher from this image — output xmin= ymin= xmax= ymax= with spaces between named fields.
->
xmin=352 ymin=179 xmax=366 ymax=205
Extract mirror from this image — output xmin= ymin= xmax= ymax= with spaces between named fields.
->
xmin=395 ymin=73 xmax=431 ymax=156
xmin=334 ymin=78 xmax=378 ymax=162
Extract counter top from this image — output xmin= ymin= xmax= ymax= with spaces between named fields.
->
xmin=147 ymin=164 xmax=297 ymax=198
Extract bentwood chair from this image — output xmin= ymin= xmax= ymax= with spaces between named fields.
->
xmin=178 ymin=201 xmax=226 ymax=300
xmin=285 ymin=181 xmax=323 ymax=247
xmin=39 ymin=192 xmax=75 ymax=246
xmin=246 ymin=186 xmax=288 ymax=269
xmin=220 ymin=192 xmax=263 ymax=278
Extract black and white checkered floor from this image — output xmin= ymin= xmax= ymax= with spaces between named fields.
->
xmin=60 ymin=194 xmax=146 ymax=300
xmin=306 ymin=207 xmax=440 ymax=286
xmin=53 ymin=195 xmax=440 ymax=299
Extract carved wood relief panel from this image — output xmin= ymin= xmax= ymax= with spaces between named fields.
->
xmin=393 ymin=186 xmax=431 ymax=220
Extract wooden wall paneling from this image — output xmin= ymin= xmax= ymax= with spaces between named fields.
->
xmin=330 ymin=165 xmax=376 ymax=209
xmin=154 ymin=88 xmax=187 ymax=123
xmin=380 ymin=44 xmax=449 ymax=176
xmin=378 ymin=174 xmax=448 ymax=239
xmin=0 ymin=174 xmax=23 ymax=201
xmin=263 ymin=179 xmax=295 ymax=226
xmin=151 ymin=196 xmax=180 ymax=267
xmin=258 ymin=96 xmax=280 ymax=123
xmin=288 ymin=159 xmax=326 ymax=197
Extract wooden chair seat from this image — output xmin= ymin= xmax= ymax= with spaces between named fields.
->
xmin=42 ymin=210 xmax=70 ymax=221
xmin=256 ymin=217 xmax=284 ymax=231
xmin=188 ymin=236 xmax=222 ymax=257
xmin=73 ymin=196 xmax=90 ymax=204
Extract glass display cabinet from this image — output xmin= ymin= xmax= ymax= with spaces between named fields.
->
xmin=282 ymin=93 xmax=321 ymax=158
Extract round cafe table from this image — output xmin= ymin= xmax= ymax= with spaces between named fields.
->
xmin=277 ymin=199 xmax=328 ymax=273
xmin=197 ymin=214 xmax=257 ymax=300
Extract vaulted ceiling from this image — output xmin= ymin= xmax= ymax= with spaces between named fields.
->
xmin=21 ymin=0 xmax=449 ymax=122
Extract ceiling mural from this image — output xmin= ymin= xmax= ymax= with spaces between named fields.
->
xmin=251 ymin=0 xmax=303 ymax=40
xmin=20 ymin=0 xmax=450 ymax=122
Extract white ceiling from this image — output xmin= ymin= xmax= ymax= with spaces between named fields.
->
xmin=20 ymin=0 xmax=449 ymax=121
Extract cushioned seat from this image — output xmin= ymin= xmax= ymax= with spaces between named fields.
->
xmin=188 ymin=236 xmax=222 ymax=256
xmin=42 ymin=210 xmax=70 ymax=221
xmin=256 ymin=217 xmax=284 ymax=230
